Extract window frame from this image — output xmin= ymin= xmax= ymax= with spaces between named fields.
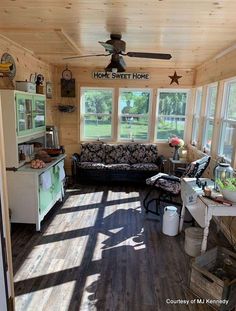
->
xmin=191 ymin=87 xmax=203 ymax=147
xmin=80 ymin=87 xmax=115 ymax=141
xmin=218 ymin=79 xmax=236 ymax=164
xmin=118 ymin=88 xmax=153 ymax=142
xmin=202 ymin=83 xmax=218 ymax=153
xmin=155 ymin=88 xmax=190 ymax=142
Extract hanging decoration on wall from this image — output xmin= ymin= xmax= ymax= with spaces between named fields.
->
xmin=61 ymin=66 xmax=75 ymax=97
xmin=46 ymin=82 xmax=53 ymax=99
xmin=168 ymin=71 xmax=182 ymax=85
xmin=0 ymin=52 xmax=16 ymax=80
xmin=36 ymin=73 xmax=44 ymax=94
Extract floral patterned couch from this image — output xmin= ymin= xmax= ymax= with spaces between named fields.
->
xmin=72 ymin=143 xmax=164 ymax=184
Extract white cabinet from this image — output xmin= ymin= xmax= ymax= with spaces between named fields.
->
xmin=7 ymin=155 xmax=66 ymax=231
xmin=0 ymin=90 xmax=46 ymax=168
xmin=0 ymin=89 xmax=65 ymax=231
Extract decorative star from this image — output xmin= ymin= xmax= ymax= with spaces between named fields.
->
xmin=168 ymin=71 xmax=182 ymax=85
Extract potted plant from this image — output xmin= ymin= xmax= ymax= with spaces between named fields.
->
xmin=216 ymin=178 xmax=236 ymax=203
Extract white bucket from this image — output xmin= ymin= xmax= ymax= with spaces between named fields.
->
xmin=184 ymin=227 xmax=204 ymax=257
xmin=162 ymin=206 xmax=179 ymax=236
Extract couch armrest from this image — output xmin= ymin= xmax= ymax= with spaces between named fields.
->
xmin=72 ymin=153 xmax=80 ymax=162
xmin=156 ymin=155 xmax=165 ymax=172
xmin=71 ymin=153 xmax=80 ymax=182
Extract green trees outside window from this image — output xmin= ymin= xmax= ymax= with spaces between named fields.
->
xmin=80 ymin=87 xmax=189 ymax=141
xmin=156 ymin=91 xmax=188 ymax=140
xmin=119 ymin=89 xmax=151 ymax=140
xmin=81 ymin=88 xmax=113 ymax=140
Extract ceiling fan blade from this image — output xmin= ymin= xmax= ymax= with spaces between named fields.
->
xmin=99 ymin=41 xmax=116 ymax=53
xmin=63 ymin=53 xmax=110 ymax=60
xmin=126 ymin=52 xmax=172 ymax=60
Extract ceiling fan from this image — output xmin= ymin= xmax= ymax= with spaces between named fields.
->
xmin=63 ymin=34 xmax=172 ymax=72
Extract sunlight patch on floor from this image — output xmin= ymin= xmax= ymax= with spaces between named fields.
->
xmin=44 ymin=206 xmax=99 ymax=234
xmin=103 ymin=234 xmax=145 ymax=251
xmin=15 ymin=280 xmax=77 ymax=311
xmin=14 ymin=235 xmax=89 ymax=281
xmin=107 ymin=190 xmax=140 ymax=201
xmin=108 ymin=227 xmax=124 ymax=234
xmin=62 ymin=191 xmax=104 ymax=209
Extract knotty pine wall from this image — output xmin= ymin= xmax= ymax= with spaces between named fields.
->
xmin=195 ymin=48 xmax=236 ymax=86
xmin=0 ymin=34 xmax=56 ymax=125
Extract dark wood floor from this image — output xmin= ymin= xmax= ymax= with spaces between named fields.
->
xmin=11 ymin=184 xmax=232 ymax=311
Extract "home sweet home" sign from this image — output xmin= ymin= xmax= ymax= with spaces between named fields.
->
xmin=92 ymin=71 xmax=150 ymax=80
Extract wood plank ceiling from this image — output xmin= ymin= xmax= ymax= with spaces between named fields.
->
xmin=0 ymin=0 xmax=236 ymax=70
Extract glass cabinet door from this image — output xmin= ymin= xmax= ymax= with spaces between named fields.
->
xmin=16 ymin=94 xmax=33 ymax=136
xmin=33 ymin=96 xmax=46 ymax=130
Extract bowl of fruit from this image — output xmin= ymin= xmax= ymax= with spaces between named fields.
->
xmin=216 ymin=178 xmax=236 ymax=203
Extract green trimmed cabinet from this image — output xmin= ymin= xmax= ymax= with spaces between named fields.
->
xmin=0 ymin=90 xmax=46 ymax=169
xmin=16 ymin=93 xmax=46 ymax=137
xmin=6 ymin=155 xmax=66 ymax=231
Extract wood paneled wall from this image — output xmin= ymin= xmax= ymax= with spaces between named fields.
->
xmin=195 ymin=48 xmax=236 ymax=86
xmin=0 ymin=34 xmax=56 ymax=126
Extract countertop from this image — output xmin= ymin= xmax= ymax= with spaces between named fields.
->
xmin=16 ymin=154 xmax=66 ymax=175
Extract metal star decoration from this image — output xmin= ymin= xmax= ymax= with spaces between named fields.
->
xmin=168 ymin=71 xmax=182 ymax=85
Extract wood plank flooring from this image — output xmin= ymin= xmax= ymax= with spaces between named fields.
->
xmin=11 ymin=185 xmax=233 ymax=311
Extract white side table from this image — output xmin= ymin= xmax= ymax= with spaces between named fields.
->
xmin=179 ymin=178 xmax=236 ymax=253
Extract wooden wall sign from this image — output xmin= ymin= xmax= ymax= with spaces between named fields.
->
xmin=92 ymin=71 xmax=150 ymax=80
xmin=61 ymin=79 xmax=75 ymax=97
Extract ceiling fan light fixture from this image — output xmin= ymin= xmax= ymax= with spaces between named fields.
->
xmin=105 ymin=59 xmax=126 ymax=72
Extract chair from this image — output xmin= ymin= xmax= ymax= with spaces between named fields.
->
xmin=143 ymin=155 xmax=211 ymax=215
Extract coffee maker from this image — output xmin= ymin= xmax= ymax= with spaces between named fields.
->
xmin=45 ymin=125 xmax=60 ymax=148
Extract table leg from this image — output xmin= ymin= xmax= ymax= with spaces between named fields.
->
xmin=201 ymin=219 xmax=210 ymax=254
xmin=179 ymin=203 xmax=185 ymax=232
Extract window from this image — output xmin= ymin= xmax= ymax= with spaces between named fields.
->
xmin=218 ymin=80 xmax=236 ymax=162
xmin=202 ymin=84 xmax=217 ymax=152
xmin=191 ymin=87 xmax=202 ymax=146
xmin=118 ymin=89 xmax=152 ymax=141
xmin=80 ymin=88 xmax=114 ymax=140
xmin=156 ymin=89 xmax=188 ymax=140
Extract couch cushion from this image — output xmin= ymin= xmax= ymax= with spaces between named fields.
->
xmin=105 ymin=164 xmax=130 ymax=170
xmin=127 ymin=144 xmax=158 ymax=164
xmin=78 ymin=162 xmax=105 ymax=170
xmin=105 ymin=144 xmax=130 ymax=164
xmin=80 ymin=143 xmax=105 ymax=163
xmin=130 ymin=163 xmax=159 ymax=171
